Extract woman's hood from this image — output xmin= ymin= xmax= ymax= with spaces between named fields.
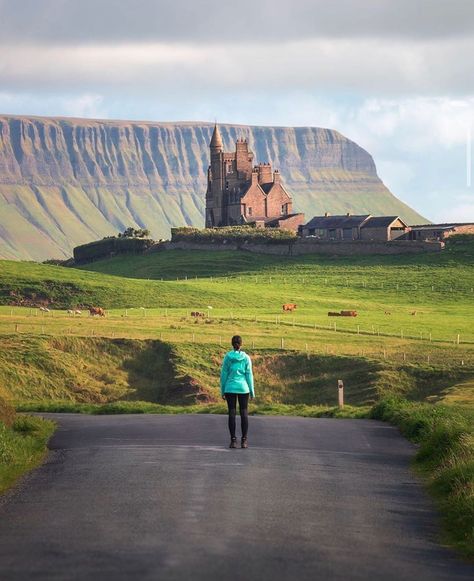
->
xmin=227 ymin=350 xmax=247 ymax=361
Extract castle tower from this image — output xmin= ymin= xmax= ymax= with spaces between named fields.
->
xmin=206 ymin=124 xmax=225 ymax=227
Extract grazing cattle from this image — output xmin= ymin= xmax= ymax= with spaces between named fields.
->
xmin=411 ymin=311 xmax=417 ymax=316
xmin=39 ymin=306 xmax=50 ymax=313
xmin=74 ymin=310 xmax=82 ymax=315
xmin=282 ymin=303 xmax=297 ymax=312
xmin=191 ymin=311 xmax=206 ymax=318
xmin=89 ymin=307 xmax=106 ymax=317
xmin=384 ymin=311 xmax=391 ymax=315
xmin=328 ymin=312 xmax=341 ymax=317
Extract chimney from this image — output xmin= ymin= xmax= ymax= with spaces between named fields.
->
xmin=346 ymin=212 xmax=351 ymax=216
xmin=324 ymin=212 xmax=330 ymax=217
xmin=258 ymin=162 xmax=273 ymax=185
xmin=251 ymin=168 xmax=259 ymax=184
xmin=273 ymin=169 xmax=281 ymax=184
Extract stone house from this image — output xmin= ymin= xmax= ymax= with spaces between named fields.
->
xmin=205 ymin=125 xmax=304 ymax=231
xmin=300 ymin=214 xmax=408 ymax=241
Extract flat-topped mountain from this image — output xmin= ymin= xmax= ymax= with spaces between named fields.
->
xmin=0 ymin=115 xmax=425 ymax=260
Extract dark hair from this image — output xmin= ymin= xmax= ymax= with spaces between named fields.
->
xmin=231 ymin=335 xmax=242 ymax=350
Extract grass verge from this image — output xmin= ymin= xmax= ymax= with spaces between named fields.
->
xmin=15 ymin=399 xmax=369 ymax=418
xmin=371 ymin=398 xmax=474 ymax=559
xmin=0 ymin=406 xmax=55 ymax=494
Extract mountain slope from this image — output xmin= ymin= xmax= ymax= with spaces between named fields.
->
xmin=0 ymin=115 xmax=426 ymax=260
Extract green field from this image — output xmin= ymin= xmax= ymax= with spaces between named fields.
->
xmin=1 ymin=240 xmax=473 ymax=403
xmin=0 ymin=239 xmax=473 ymax=556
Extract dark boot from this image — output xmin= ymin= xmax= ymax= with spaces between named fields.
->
xmin=241 ymin=437 xmax=248 ymax=449
xmin=229 ymin=438 xmax=237 ymax=449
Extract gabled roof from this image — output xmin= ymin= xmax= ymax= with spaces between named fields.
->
xmin=260 ymin=183 xmax=273 ymax=194
xmin=240 ymin=181 xmax=265 ymax=199
xmin=362 ymin=216 xmax=406 ymax=228
xmin=304 ymin=215 xmax=370 ymax=230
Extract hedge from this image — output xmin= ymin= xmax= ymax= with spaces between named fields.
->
xmin=171 ymin=226 xmax=296 ymax=244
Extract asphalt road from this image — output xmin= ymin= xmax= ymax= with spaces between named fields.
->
xmin=0 ymin=414 xmax=472 ymax=581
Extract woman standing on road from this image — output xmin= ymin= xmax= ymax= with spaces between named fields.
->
xmin=220 ymin=335 xmax=255 ymax=449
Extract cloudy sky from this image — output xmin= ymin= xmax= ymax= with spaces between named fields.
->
xmin=0 ymin=0 xmax=473 ymax=221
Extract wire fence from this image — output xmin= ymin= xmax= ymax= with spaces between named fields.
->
xmin=1 ymin=316 xmax=472 ymax=368
xmin=153 ymin=274 xmax=474 ymax=297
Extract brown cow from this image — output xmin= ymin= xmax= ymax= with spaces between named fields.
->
xmin=282 ymin=303 xmax=297 ymax=312
xmin=191 ymin=311 xmax=206 ymax=318
xmin=89 ymin=307 xmax=106 ymax=317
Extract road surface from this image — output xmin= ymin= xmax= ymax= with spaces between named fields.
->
xmin=0 ymin=414 xmax=472 ymax=580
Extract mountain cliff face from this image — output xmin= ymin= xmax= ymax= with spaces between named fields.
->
xmin=0 ymin=115 xmax=425 ymax=260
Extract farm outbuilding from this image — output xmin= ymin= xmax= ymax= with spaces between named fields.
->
xmin=406 ymin=223 xmax=474 ymax=241
xmin=299 ymin=214 xmax=408 ymax=242
xmin=360 ymin=216 xmax=408 ymax=241
xmin=299 ymin=214 xmax=370 ymax=241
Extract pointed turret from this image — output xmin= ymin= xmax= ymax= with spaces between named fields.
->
xmin=210 ymin=123 xmax=223 ymax=152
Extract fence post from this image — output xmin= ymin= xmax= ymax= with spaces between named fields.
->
xmin=456 ymin=334 xmax=460 ymax=345
xmin=280 ymin=338 xmax=284 ymax=349
xmin=338 ymin=380 xmax=344 ymax=408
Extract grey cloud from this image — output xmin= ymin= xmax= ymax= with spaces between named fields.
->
xmin=0 ymin=0 xmax=473 ymax=45
xmin=1 ymin=37 xmax=473 ymax=96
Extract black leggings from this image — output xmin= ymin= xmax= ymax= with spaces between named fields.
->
xmin=225 ymin=393 xmax=249 ymax=439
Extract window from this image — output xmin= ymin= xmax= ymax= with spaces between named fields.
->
xmin=248 ymin=207 xmax=252 ymax=216
xmin=281 ymin=203 xmax=288 ymax=215
xmin=329 ymin=229 xmax=337 ymax=240
xmin=226 ymin=163 xmax=233 ymax=174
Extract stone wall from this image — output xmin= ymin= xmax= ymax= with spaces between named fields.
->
xmin=160 ymin=239 xmax=443 ymax=256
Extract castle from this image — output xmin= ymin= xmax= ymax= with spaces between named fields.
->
xmin=205 ymin=125 xmax=304 ymax=231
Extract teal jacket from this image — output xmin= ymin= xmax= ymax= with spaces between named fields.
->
xmin=220 ymin=350 xmax=255 ymax=398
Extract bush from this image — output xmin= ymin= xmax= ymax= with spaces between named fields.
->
xmin=171 ymin=226 xmax=296 ymax=244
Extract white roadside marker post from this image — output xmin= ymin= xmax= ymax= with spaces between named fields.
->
xmin=338 ymin=380 xmax=344 ymax=408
